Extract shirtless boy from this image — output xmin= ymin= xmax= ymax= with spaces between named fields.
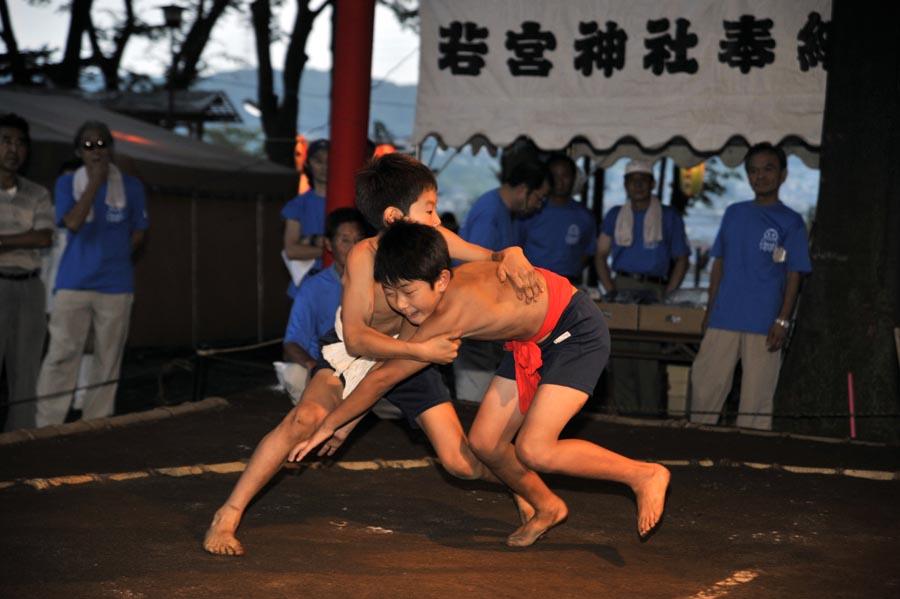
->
xmin=292 ymin=221 xmax=670 ymax=545
xmin=204 ymin=154 xmax=542 ymax=556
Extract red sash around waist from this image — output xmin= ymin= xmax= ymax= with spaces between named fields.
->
xmin=504 ymin=268 xmax=574 ymax=414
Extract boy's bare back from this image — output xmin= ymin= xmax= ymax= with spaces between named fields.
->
xmin=422 ymin=263 xmax=564 ymax=345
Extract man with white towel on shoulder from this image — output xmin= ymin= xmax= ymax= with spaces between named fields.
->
xmin=36 ymin=120 xmax=148 ymax=427
xmin=595 ymin=159 xmax=689 ymax=417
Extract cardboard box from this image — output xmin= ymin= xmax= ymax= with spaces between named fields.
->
xmin=595 ymin=302 xmax=639 ymax=331
xmin=638 ymin=305 xmax=705 ymax=335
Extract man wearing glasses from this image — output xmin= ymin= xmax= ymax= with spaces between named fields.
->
xmin=36 ymin=121 xmax=149 ymax=427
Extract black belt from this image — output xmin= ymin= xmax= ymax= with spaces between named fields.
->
xmin=615 ymin=270 xmax=667 ymax=285
xmin=0 ymin=269 xmax=41 ymax=281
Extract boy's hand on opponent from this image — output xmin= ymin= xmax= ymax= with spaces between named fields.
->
xmin=415 ymin=331 xmax=462 ymax=364
xmin=288 ymin=424 xmax=335 ymax=462
xmin=496 ymin=247 xmax=543 ymax=304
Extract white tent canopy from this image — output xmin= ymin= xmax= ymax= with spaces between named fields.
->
xmin=414 ymin=0 xmax=831 ymax=167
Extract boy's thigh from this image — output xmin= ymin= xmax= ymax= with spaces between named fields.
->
xmin=298 ymin=368 xmax=343 ymax=412
xmin=384 ymin=364 xmax=451 ymax=427
xmin=470 ymin=376 xmax=523 ymax=445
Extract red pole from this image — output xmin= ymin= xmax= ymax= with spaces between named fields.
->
xmin=326 ymin=0 xmax=375 ymax=217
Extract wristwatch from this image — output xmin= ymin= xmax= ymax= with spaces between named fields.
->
xmin=774 ymin=318 xmax=791 ymax=329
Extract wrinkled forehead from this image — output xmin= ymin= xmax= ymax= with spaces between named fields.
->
xmin=0 ymin=126 xmax=27 ymax=142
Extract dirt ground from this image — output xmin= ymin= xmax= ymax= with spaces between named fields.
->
xmin=1 ymin=388 xmax=898 ymax=599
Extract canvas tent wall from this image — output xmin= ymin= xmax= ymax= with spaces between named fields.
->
xmin=1 ymin=88 xmax=298 ymax=348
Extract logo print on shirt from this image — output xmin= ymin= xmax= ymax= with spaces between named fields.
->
xmin=565 ymin=224 xmax=580 ymax=246
xmin=759 ymin=228 xmax=779 ymax=253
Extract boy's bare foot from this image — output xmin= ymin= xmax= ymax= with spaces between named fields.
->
xmin=203 ymin=505 xmax=244 ymax=556
xmin=512 ymin=492 xmax=536 ymax=525
xmin=506 ymin=498 xmax=568 ymax=547
xmin=634 ymin=464 xmax=671 ymax=537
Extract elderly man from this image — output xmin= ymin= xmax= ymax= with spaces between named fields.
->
xmin=0 ymin=114 xmax=54 ymax=431
xmin=595 ymin=159 xmax=690 ymax=417
xmin=36 ymin=120 xmax=148 ymax=427
xmin=690 ymin=143 xmax=811 ymax=430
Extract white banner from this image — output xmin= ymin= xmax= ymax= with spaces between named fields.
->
xmin=415 ymin=0 xmax=831 ymax=166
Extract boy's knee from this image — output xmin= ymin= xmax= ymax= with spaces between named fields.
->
xmin=514 ymin=441 xmax=550 ymax=472
xmin=437 ymin=446 xmax=481 ymax=480
xmin=467 ymin=431 xmax=494 ymax=463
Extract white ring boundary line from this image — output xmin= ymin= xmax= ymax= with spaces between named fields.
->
xmin=1 ymin=456 xmax=897 ymax=492
xmin=687 ymin=569 xmax=761 ymax=599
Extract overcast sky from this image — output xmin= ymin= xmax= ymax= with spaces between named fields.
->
xmin=8 ymin=2 xmax=421 ymax=86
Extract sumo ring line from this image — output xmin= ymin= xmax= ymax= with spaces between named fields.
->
xmin=1 ymin=456 xmax=897 ymax=492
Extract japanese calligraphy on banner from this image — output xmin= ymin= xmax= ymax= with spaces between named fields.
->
xmin=414 ymin=0 xmax=831 ymax=167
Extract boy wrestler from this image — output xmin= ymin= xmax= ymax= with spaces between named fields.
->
xmin=204 ymin=154 xmax=542 ymax=556
xmin=292 ymin=221 xmax=670 ymax=545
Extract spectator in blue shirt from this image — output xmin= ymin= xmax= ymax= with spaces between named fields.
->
xmin=595 ymin=159 xmax=690 ymax=417
xmin=690 ymin=143 xmax=811 ymax=431
xmin=280 ymin=207 xmax=367 ymax=402
xmin=460 ymin=159 xmax=550 ymax=252
xmin=518 ymin=154 xmax=596 ymax=284
xmin=455 ymin=159 xmax=550 ymax=403
xmin=282 ymin=139 xmax=329 ymax=297
xmin=36 ymin=120 xmax=148 ymax=427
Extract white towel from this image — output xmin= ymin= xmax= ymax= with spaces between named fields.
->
xmin=613 ymin=195 xmax=664 ymax=247
xmin=72 ymin=164 xmax=126 ymax=223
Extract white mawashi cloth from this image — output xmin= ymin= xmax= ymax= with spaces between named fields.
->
xmin=73 ymin=164 xmax=126 ymax=223
xmin=613 ymin=195 xmax=663 ymax=247
xmin=321 ymin=307 xmax=380 ymax=399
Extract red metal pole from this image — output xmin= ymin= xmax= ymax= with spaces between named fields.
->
xmin=326 ymin=0 xmax=375 ymax=217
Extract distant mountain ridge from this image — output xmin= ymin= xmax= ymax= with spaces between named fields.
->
xmin=198 ymin=68 xmax=417 ymax=141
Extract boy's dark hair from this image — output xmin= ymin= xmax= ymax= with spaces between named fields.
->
xmin=503 ymin=158 xmax=550 ymax=191
xmin=744 ymin=142 xmax=787 ymax=171
xmin=324 ymin=207 xmax=367 ymax=241
xmin=0 ymin=113 xmax=30 ymax=145
xmin=73 ymin=120 xmax=114 ymax=150
xmin=374 ymin=221 xmax=451 ymax=288
xmin=355 ymin=153 xmax=437 ymax=229
xmin=546 ymin=153 xmax=576 ymax=182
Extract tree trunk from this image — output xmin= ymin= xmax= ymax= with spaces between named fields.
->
xmin=252 ymin=0 xmax=326 ymax=167
xmin=51 ymin=0 xmax=93 ymax=88
xmin=0 ymin=0 xmax=28 ymax=84
xmin=172 ymin=0 xmax=231 ymax=89
xmin=774 ymin=0 xmax=900 ymax=443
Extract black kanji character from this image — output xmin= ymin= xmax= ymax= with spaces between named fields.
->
xmin=644 ymin=17 xmax=699 ymax=75
xmin=718 ymin=15 xmax=776 ymax=73
xmin=505 ymin=21 xmax=557 ymax=77
xmin=797 ymin=11 xmax=830 ymax=71
xmin=574 ymin=21 xmax=628 ymax=78
xmin=438 ymin=21 xmax=489 ymax=76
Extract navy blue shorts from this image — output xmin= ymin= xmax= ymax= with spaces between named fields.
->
xmin=496 ymin=291 xmax=610 ymax=397
xmin=311 ymin=328 xmax=451 ymax=427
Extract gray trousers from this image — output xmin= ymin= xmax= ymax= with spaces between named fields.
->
xmin=36 ymin=290 xmax=133 ymax=427
xmin=0 ymin=276 xmax=46 ymax=431
xmin=610 ymin=276 xmax=665 ymax=416
xmin=453 ymin=339 xmax=506 ymax=403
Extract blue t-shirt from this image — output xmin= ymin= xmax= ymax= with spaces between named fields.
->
xmin=708 ymin=200 xmax=812 ymax=335
xmin=281 ymin=189 xmax=326 ymax=297
xmin=600 ymin=204 xmax=690 ymax=277
xmin=284 ymin=265 xmax=342 ymax=360
xmin=517 ymin=199 xmax=597 ymax=278
xmin=460 ymin=188 xmax=517 ymax=252
xmin=54 ymin=172 xmax=149 ymax=293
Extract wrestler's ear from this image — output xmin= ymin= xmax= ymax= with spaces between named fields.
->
xmin=435 ymin=269 xmax=451 ymax=293
xmin=382 ymin=206 xmax=404 ymax=227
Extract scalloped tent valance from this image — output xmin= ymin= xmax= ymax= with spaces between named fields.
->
xmin=414 ymin=0 xmax=831 ymax=168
